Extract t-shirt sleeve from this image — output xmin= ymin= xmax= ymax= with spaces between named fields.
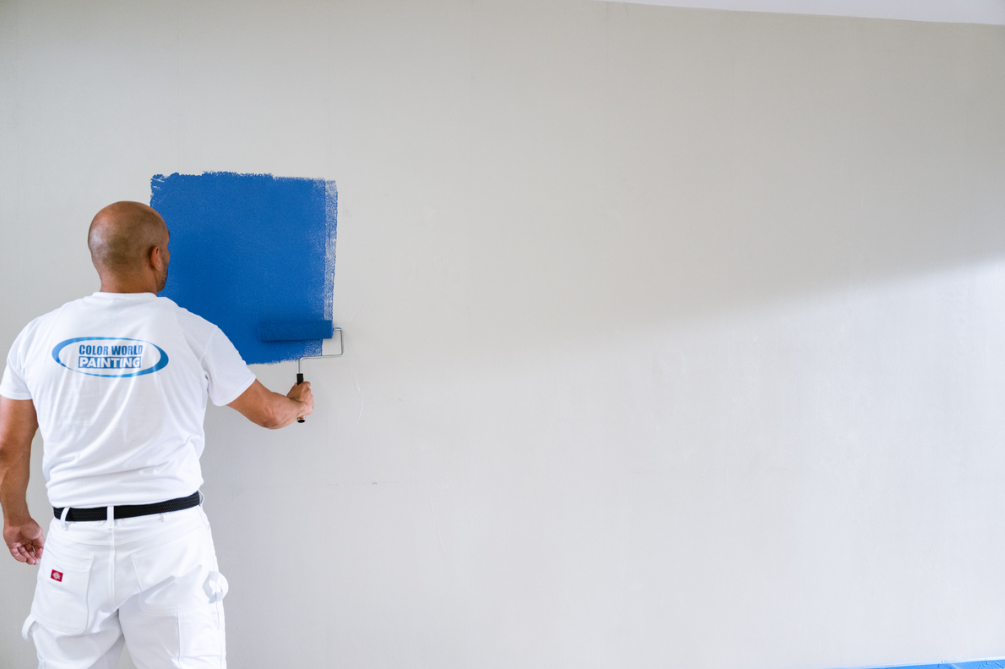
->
xmin=0 ymin=325 xmax=34 ymax=400
xmin=202 ymin=328 xmax=256 ymax=406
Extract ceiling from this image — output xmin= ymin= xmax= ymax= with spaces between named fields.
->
xmin=603 ymin=0 xmax=1005 ymax=25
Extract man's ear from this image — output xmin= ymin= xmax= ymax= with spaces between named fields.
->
xmin=149 ymin=245 xmax=164 ymax=272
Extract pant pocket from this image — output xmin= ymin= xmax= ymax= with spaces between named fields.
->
xmin=130 ymin=526 xmax=216 ymax=614
xmin=31 ymin=543 xmax=94 ymax=635
xmin=179 ymin=599 xmax=226 ymax=659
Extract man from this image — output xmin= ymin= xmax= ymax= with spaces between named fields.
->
xmin=0 ymin=201 xmax=312 ymax=668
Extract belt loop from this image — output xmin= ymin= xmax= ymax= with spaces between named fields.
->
xmin=106 ymin=504 xmax=115 ymax=528
xmin=59 ymin=506 xmax=69 ymax=531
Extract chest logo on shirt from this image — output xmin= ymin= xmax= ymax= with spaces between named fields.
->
xmin=51 ymin=337 xmax=170 ymax=378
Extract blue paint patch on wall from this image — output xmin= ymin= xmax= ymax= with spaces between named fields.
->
xmin=151 ymin=172 xmax=336 ymax=365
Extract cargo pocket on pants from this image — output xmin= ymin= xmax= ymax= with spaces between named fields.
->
xmin=30 ymin=544 xmax=94 ymax=635
xmin=171 ymin=571 xmax=228 ymax=659
xmin=179 ymin=573 xmax=227 ymax=659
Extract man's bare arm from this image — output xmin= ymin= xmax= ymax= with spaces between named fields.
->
xmin=228 ymin=379 xmax=313 ymax=429
xmin=0 ymin=396 xmax=44 ymax=565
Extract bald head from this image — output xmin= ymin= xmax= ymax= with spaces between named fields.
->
xmin=88 ymin=202 xmax=170 ymax=292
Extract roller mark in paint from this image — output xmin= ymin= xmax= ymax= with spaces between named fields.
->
xmin=151 ymin=172 xmax=336 ymax=365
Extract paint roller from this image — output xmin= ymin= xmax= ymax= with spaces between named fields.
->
xmin=257 ymin=320 xmax=344 ymax=423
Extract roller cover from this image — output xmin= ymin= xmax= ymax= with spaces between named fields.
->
xmin=258 ymin=320 xmax=334 ymax=342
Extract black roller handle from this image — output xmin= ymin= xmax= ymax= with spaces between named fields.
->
xmin=296 ymin=373 xmax=305 ymax=423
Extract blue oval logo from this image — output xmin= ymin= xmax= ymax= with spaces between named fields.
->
xmin=51 ymin=337 xmax=169 ymax=378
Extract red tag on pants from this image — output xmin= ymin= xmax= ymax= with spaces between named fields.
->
xmin=50 ymin=570 xmax=63 ymax=582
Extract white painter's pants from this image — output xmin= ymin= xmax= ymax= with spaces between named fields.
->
xmin=22 ymin=505 xmax=228 ymax=669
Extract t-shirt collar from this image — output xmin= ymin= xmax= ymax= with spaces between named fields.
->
xmin=90 ymin=291 xmax=159 ymax=300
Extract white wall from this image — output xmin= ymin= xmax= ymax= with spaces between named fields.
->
xmin=1 ymin=2 xmax=1004 ymax=668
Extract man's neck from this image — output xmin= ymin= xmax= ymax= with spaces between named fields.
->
xmin=98 ymin=276 xmax=159 ymax=294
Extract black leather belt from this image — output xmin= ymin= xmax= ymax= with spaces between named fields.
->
xmin=53 ymin=491 xmax=201 ymax=522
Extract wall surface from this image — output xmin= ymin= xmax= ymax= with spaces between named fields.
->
xmin=1 ymin=2 xmax=1005 ymax=668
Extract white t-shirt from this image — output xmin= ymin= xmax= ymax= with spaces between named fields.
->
xmin=0 ymin=292 xmax=256 ymax=508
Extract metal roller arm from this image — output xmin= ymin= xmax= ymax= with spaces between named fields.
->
xmin=297 ymin=327 xmax=344 ymax=375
